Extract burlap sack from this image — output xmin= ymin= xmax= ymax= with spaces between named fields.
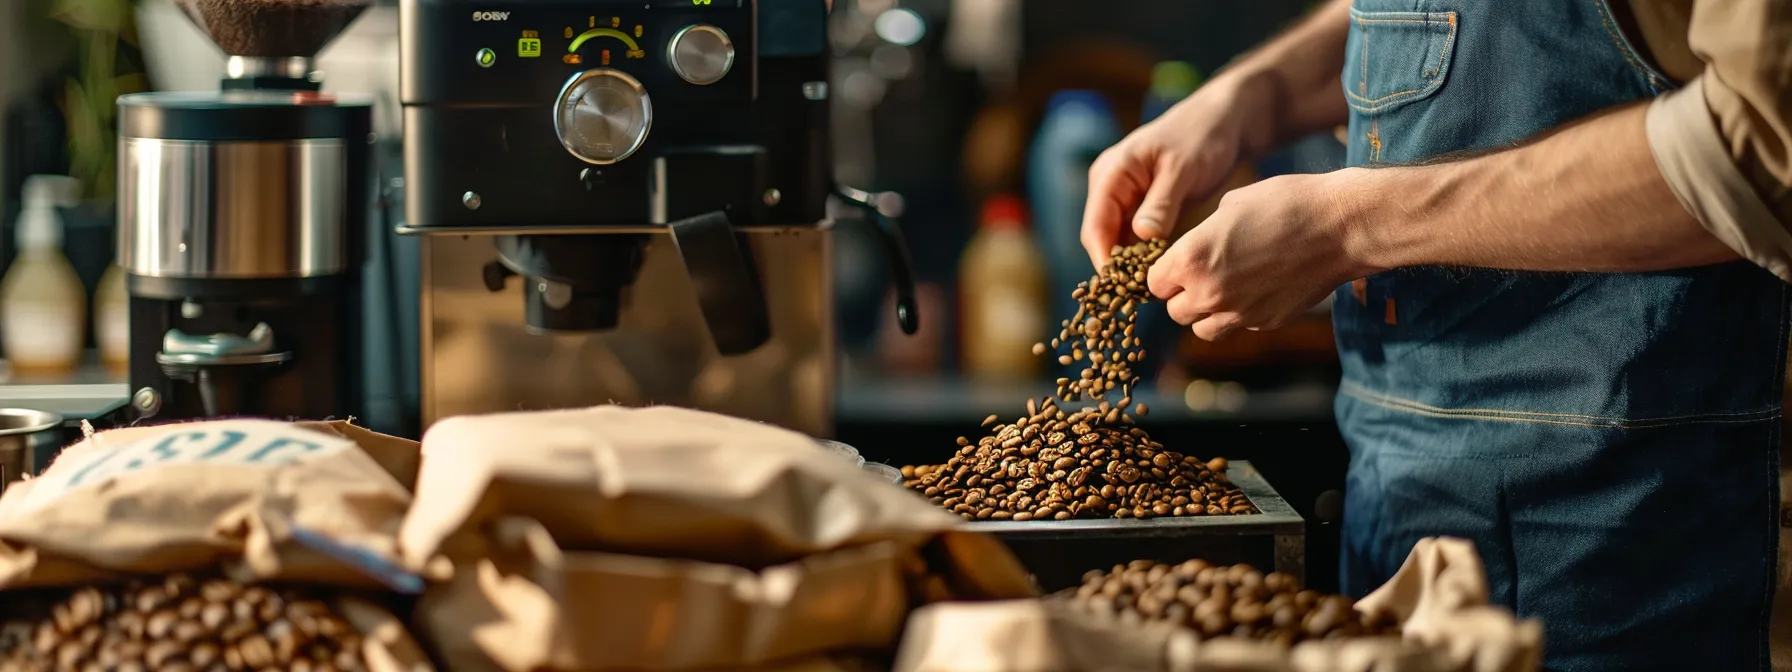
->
xmin=0 ymin=419 xmax=419 ymax=590
xmin=402 ymin=405 xmax=1036 ymax=671
xmin=891 ymin=537 xmax=1544 ymax=672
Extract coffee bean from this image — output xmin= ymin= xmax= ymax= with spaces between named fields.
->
xmin=0 ymin=573 xmax=378 ymax=671
xmin=901 ymin=241 xmax=1253 ymax=522
xmin=1056 ymin=559 xmax=1399 ymax=646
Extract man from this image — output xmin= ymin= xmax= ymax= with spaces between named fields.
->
xmin=1080 ymin=1 xmax=1789 ymax=669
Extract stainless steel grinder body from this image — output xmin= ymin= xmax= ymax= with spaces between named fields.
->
xmin=116 ymin=90 xmax=374 ymax=420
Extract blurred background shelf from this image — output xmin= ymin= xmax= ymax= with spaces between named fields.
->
xmin=839 ymin=376 xmax=1336 ymax=425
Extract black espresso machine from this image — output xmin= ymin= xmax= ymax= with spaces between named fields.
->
xmin=398 ymin=0 xmax=916 ymax=434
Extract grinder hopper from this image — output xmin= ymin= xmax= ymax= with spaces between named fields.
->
xmin=172 ymin=0 xmax=372 ymax=82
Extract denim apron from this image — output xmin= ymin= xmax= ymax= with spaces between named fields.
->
xmin=1332 ymin=1 xmax=1787 ymax=670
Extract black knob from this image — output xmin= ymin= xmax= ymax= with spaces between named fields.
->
xmin=482 ymin=261 xmax=516 ymax=292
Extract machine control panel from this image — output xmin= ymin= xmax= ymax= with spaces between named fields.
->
xmin=401 ymin=0 xmax=829 ymax=229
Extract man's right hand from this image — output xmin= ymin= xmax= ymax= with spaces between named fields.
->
xmin=1080 ymin=81 xmax=1273 ymax=268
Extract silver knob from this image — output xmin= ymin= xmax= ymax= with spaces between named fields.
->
xmin=554 ymin=69 xmax=653 ymax=165
xmin=668 ymin=24 xmax=734 ymax=86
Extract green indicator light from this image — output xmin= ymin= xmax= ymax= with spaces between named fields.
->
xmin=518 ymin=38 xmax=542 ymax=57
xmin=693 ymin=0 xmax=711 ymax=4
xmin=476 ymin=48 xmax=496 ymax=67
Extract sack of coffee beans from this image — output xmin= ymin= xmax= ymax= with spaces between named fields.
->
xmin=892 ymin=538 xmax=1543 ymax=672
xmin=1059 ymin=560 xmax=1397 ymax=645
xmin=0 ymin=419 xmax=418 ymax=589
xmin=0 ymin=572 xmax=431 ymax=671
xmin=403 ymin=405 xmax=1035 ymax=671
xmin=0 ymin=419 xmax=434 ymax=672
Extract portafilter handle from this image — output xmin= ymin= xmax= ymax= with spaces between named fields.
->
xmin=833 ymin=184 xmax=920 ymax=335
xmin=668 ymin=211 xmax=774 ymax=356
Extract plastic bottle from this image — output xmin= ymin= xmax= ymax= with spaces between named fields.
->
xmin=1 ymin=175 xmax=86 ymax=377
xmin=959 ymin=194 xmax=1048 ymax=380
xmin=1026 ymin=91 xmax=1121 ymax=377
xmin=95 ymin=264 xmax=129 ymax=376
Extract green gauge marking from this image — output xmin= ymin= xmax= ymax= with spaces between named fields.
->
xmin=568 ymin=28 xmax=639 ymax=53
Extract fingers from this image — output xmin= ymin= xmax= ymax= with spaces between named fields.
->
xmin=1081 ymin=152 xmax=1136 ymax=268
xmin=1131 ymin=161 xmax=1185 ymax=241
xmin=1192 ymin=313 xmax=1244 ymax=341
xmin=1162 ymin=290 xmax=1210 ymax=325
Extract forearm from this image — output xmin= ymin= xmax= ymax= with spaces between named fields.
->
xmin=1340 ymin=103 xmax=1739 ymax=276
xmin=1214 ymin=0 xmax=1353 ymax=157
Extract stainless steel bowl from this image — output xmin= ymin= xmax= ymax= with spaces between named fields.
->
xmin=814 ymin=439 xmax=864 ymax=467
xmin=860 ymin=462 xmax=902 ymax=485
xmin=0 ymin=408 xmax=64 ymax=492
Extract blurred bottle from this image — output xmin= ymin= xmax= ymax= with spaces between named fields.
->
xmin=959 ymin=195 xmax=1047 ymax=380
xmin=95 ymin=265 xmax=129 ymax=377
xmin=1027 ymin=90 xmax=1120 ymax=378
xmin=2 ymin=175 xmax=86 ymax=378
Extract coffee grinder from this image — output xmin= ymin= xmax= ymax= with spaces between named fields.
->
xmin=398 ymin=0 xmax=915 ymax=436
xmin=115 ymin=0 xmax=375 ymax=421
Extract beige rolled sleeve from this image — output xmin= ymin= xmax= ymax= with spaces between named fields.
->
xmin=1645 ymin=0 xmax=1792 ymax=282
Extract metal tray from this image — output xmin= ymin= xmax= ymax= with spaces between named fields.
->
xmin=963 ymin=461 xmax=1307 ymax=590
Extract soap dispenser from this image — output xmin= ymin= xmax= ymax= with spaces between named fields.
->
xmin=2 ymin=175 xmax=86 ymax=377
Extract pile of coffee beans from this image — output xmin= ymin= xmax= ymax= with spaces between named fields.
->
xmin=0 ymin=574 xmax=372 ymax=671
xmin=1061 ymin=559 xmax=1400 ymax=645
xmin=175 ymin=0 xmax=372 ymax=57
xmin=1035 ymin=239 xmax=1169 ymax=404
xmin=900 ymin=239 xmax=1252 ymax=522
xmin=899 ymin=396 xmax=1255 ymax=521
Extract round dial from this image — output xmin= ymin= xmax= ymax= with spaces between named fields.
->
xmin=554 ymin=69 xmax=653 ymax=165
xmin=668 ymin=24 xmax=735 ymax=85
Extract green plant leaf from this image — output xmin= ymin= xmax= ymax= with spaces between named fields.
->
xmin=50 ymin=0 xmax=135 ymax=34
xmin=61 ymin=79 xmax=106 ymax=200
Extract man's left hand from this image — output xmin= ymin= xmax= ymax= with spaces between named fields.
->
xmin=1145 ymin=172 xmax=1373 ymax=341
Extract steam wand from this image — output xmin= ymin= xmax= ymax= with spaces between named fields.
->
xmin=833 ymin=184 xmax=920 ymax=335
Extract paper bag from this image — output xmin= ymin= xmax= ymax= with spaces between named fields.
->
xmin=417 ymin=517 xmax=911 ymax=671
xmin=892 ymin=537 xmax=1543 ymax=672
xmin=0 ymin=419 xmax=419 ymax=590
xmin=403 ymin=405 xmax=1035 ymax=671
xmin=402 ymin=406 xmax=1023 ymax=574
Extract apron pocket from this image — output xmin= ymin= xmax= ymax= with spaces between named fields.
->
xmin=1342 ymin=8 xmax=1459 ymax=114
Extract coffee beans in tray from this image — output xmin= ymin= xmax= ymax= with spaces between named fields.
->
xmin=900 ymin=239 xmax=1255 ymax=522
xmin=899 ymin=395 xmax=1256 ymax=521
xmin=1059 ymin=559 xmax=1400 ymax=645
xmin=0 ymin=574 xmax=372 ymax=672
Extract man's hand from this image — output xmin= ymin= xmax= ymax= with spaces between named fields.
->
xmin=1146 ymin=173 xmax=1366 ymax=340
xmin=1081 ymin=83 xmax=1271 ymax=269
xmin=1079 ymin=0 xmax=1353 ymax=269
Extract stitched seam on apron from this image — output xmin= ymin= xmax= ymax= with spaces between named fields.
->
xmin=1759 ymin=281 xmax=1790 ymax=668
xmin=1340 ymin=381 xmax=1783 ymax=428
xmin=1589 ymin=0 xmax=1672 ymax=92
xmin=1343 ymin=11 xmax=1459 ymax=112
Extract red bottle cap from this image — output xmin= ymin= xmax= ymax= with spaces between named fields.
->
xmin=980 ymin=194 xmax=1029 ymax=231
